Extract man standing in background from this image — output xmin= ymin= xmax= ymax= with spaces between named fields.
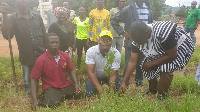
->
xmin=47 ymin=0 xmax=57 ymax=27
xmin=0 ymin=0 xmax=46 ymax=95
xmin=110 ymin=0 xmax=126 ymax=53
xmin=111 ymin=0 xmax=153 ymax=86
xmin=87 ymin=0 xmax=111 ymax=47
xmin=184 ymin=1 xmax=200 ymax=43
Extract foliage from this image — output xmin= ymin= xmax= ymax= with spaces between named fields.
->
xmin=104 ymin=51 xmax=116 ymax=77
xmin=149 ymin=0 xmax=166 ymax=20
xmin=175 ymin=5 xmax=189 ymax=18
xmin=0 ymin=0 xmax=39 ymax=12
xmin=186 ymin=45 xmax=200 ymax=67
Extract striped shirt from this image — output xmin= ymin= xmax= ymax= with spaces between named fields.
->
xmin=132 ymin=21 xmax=195 ymax=80
xmin=85 ymin=45 xmax=121 ymax=78
xmin=136 ymin=3 xmax=149 ymax=24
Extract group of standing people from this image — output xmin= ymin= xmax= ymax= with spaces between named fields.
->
xmin=0 ymin=0 xmax=197 ymax=109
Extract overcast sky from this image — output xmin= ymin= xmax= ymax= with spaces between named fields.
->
xmin=165 ymin=0 xmax=195 ymax=7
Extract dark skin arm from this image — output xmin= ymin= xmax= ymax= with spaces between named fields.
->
xmin=119 ymin=52 xmax=138 ymax=94
xmin=143 ymin=46 xmax=177 ymax=72
xmin=86 ymin=64 xmax=102 ymax=92
xmin=31 ymin=78 xmax=39 ymax=110
xmin=109 ymin=70 xmax=118 ymax=91
xmin=69 ymin=70 xmax=81 ymax=95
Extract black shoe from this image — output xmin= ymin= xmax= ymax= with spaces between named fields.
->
xmin=146 ymin=90 xmax=157 ymax=95
xmin=135 ymin=81 xmax=143 ymax=87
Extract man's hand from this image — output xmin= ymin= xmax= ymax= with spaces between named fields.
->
xmin=0 ymin=2 xmax=9 ymax=15
xmin=31 ymin=99 xmax=38 ymax=111
xmin=74 ymin=84 xmax=81 ymax=95
xmin=123 ymin=32 xmax=130 ymax=39
xmin=97 ymin=85 xmax=109 ymax=95
xmin=143 ymin=62 xmax=153 ymax=72
xmin=118 ymin=83 xmax=126 ymax=96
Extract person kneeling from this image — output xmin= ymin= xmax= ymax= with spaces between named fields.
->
xmin=85 ymin=30 xmax=122 ymax=97
xmin=31 ymin=33 xmax=82 ymax=109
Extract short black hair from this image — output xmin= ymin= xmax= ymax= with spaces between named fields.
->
xmin=46 ymin=32 xmax=59 ymax=43
xmin=129 ymin=20 xmax=148 ymax=37
xmin=192 ymin=1 xmax=197 ymax=5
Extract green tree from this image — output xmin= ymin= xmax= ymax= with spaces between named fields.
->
xmin=149 ymin=0 xmax=166 ymax=20
xmin=175 ymin=5 xmax=188 ymax=18
xmin=0 ymin=0 xmax=38 ymax=12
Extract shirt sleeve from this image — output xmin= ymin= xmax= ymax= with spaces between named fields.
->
xmin=2 ymin=14 xmax=15 ymax=40
xmin=85 ymin=48 xmax=95 ymax=64
xmin=111 ymin=51 xmax=121 ymax=70
xmin=110 ymin=8 xmax=114 ymax=17
xmin=161 ymin=25 xmax=177 ymax=51
xmin=30 ymin=59 xmax=43 ymax=79
xmin=88 ymin=11 xmax=93 ymax=39
xmin=65 ymin=53 xmax=74 ymax=71
xmin=131 ymin=44 xmax=140 ymax=53
xmin=111 ymin=8 xmax=127 ymax=35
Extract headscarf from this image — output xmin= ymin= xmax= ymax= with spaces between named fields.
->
xmin=54 ymin=7 xmax=67 ymax=16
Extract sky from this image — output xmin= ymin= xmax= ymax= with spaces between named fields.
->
xmin=165 ymin=0 xmax=194 ymax=7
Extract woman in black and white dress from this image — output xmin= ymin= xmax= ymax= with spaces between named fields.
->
xmin=119 ymin=21 xmax=195 ymax=98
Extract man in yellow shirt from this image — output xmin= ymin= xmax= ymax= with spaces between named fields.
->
xmin=87 ymin=0 xmax=111 ymax=47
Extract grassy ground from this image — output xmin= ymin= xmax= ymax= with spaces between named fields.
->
xmin=0 ymin=46 xmax=200 ymax=112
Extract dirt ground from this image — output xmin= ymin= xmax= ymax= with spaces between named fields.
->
xmin=0 ymin=24 xmax=199 ymax=57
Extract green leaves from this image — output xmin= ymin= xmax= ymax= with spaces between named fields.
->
xmin=104 ymin=51 xmax=116 ymax=77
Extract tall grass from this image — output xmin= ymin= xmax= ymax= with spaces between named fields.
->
xmin=0 ymin=46 xmax=200 ymax=111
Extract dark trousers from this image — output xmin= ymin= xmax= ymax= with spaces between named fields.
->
xmin=148 ymin=72 xmax=173 ymax=95
xmin=76 ymin=39 xmax=88 ymax=57
xmin=76 ymin=39 xmax=88 ymax=66
xmin=39 ymin=84 xmax=83 ymax=108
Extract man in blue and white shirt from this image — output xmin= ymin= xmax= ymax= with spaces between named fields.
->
xmin=111 ymin=0 xmax=153 ymax=86
xmin=134 ymin=0 xmax=153 ymax=86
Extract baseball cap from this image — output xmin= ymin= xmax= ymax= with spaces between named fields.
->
xmin=99 ymin=30 xmax=113 ymax=39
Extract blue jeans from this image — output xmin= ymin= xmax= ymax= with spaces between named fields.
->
xmin=112 ymin=37 xmax=124 ymax=53
xmin=85 ymin=75 xmax=122 ymax=97
xmin=123 ymin=39 xmax=144 ymax=86
xmin=184 ymin=26 xmax=196 ymax=43
xmin=22 ymin=64 xmax=33 ymax=95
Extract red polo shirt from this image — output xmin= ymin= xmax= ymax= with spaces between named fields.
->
xmin=30 ymin=50 xmax=73 ymax=91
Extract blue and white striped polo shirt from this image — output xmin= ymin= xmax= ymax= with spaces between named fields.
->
xmin=136 ymin=3 xmax=149 ymax=24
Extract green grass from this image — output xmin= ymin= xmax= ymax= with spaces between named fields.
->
xmin=0 ymin=46 xmax=200 ymax=111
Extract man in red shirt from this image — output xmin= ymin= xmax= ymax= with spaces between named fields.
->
xmin=31 ymin=33 xmax=81 ymax=109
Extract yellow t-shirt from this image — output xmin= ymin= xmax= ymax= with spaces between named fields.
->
xmin=74 ymin=17 xmax=89 ymax=40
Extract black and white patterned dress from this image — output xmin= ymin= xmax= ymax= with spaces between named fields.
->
xmin=132 ymin=21 xmax=195 ymax=80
